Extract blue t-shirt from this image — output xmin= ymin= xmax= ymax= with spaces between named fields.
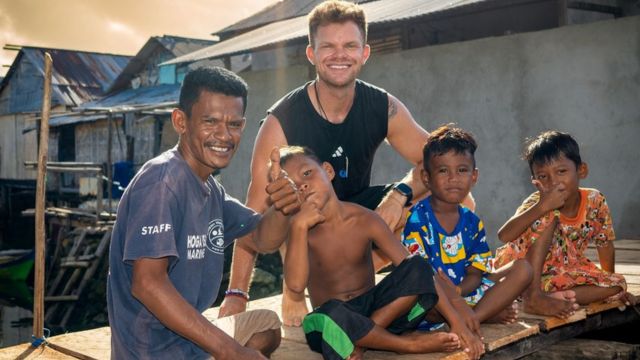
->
xmin=107 ymin=148 xmax=260 ymax=359
xmin=402 ymin=197 xmax=492 ymax=303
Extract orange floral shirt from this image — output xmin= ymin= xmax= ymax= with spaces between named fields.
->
xmin=494 ymin=188 xmax=625 ymax=292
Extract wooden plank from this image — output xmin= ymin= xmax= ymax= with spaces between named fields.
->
xmin=627 ymin=283 xmax=640 ymax=295
xmin=622 ymin=274 xmax=640 ymax=285
xmin=281 ymin=325 xmax=306 ymax=344
xmin=0 ymin=327 xmax=111 ymax=359
xmin=521 ymin=338 xmax=640 ymax=359
xmin=519 ymin=308 xmax=587 ymax=331
xmin=3 ymin=252 xmax=639 ymax=360
xmin=0 ymin=343 xmax=78 ymax=359
xmin=483 ymin=307 xmax=638 ymax=359
xmin=614 ymin=263 xmax=640 ymax=276
xmin=441 ymin=351 xmax=472 ymax=360
xmin=585 ymin=300 xmax=626 ymax=315
xmin=272 ymin=339 xmax=322 ymax=360
xmin=45 ymin=327 xmax=112 ymax=359
xmin=482 ymin=321 xmax=540 ymax=351
xmin=356 ymin=343 xmax=465 ymax=360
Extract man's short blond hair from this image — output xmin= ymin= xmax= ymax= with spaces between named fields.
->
xmin=308 ymin=0 xmax=367 ymax=48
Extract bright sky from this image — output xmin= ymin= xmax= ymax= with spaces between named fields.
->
xmin=0 ymin=0 xmax=279 ymax=77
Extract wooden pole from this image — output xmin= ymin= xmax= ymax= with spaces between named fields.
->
xmin=33 ymin=52 xmax=53 ymax=342
xmin=106 ymin=112 xmax=113 ymax=217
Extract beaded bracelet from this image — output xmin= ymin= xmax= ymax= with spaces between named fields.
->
xmin=224 ymin=288 xmax=250 ymax=301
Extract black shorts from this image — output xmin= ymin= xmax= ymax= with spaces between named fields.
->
xmin=302 ymin=256 xmax=437 ymax=359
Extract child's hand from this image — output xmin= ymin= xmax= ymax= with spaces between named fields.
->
xmin=266 ymin=147 xmax=303 ymax=215
xmin=532 ymin=179 xmax=566 ymax=212
xmin=291 ymin=201 xmax=325 ymax=230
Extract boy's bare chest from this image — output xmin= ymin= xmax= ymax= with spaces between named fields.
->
xmin=307 ymin=223 xmax=372 ymax=273
xmin=305 ymin=217 xmax=376 ymax=304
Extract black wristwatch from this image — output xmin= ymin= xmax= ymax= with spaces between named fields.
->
xmin=392 ymin=183 xmax=413 ymax=207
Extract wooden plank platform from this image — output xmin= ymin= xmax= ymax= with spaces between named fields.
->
xmin=1 ymin=240 xmax=638 ymax=359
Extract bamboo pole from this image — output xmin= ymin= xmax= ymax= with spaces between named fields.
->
xmin=106 ymin=112 xmax=113 ymax=217
xmin=33 ymin=52 xmax=53 ymax=342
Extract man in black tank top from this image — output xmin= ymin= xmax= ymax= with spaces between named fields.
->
xmin=221 ymin=0 xmax=475 ymax=327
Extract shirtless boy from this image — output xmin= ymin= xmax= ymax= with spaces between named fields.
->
xmin=277 ymin=146 xmax=484 ymax=360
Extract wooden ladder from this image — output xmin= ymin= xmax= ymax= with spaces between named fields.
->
xmin=45 ymin=226 xmax=111 ymax=328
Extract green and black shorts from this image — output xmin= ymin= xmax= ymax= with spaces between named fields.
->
xmin=302 ymin=255 xmax=437 ymax=359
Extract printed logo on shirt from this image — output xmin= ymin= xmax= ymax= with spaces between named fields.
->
xmin=439 ymin=233 xmax=466 ymax=264
xmin=332 ymin=146 xmax=344 ymax=158
xmin=206 ymin=219 xmax=225 ymax=255
xmin=140 ymin=223 xmax=172 ymax=235
xmin=331 ymin=146 xmax=349 ymax=179
xmin=187 ymin=233 xmax=207 ymax=260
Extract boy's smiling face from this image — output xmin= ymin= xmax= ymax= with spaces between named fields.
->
xmin=423 ymin=150 xmax=478 ymax=205
xmin=530 ymin=153 xmax=587 ymax=205
xmin=281 ymin=154 xmax=335 ymax=209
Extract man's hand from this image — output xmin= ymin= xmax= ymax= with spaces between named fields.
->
xmin=218 ymin=295 xmax=248 ymax=318
xmin=375 ymin=191 xmax=406 ymax=231
xmin=532 ymin=179 xmax=566 ymax=213
xmin=265 ymin=147 xmax=302 ymax=215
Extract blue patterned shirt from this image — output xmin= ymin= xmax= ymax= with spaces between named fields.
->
xmin=402 ymin=197 xmax=493 ymax=304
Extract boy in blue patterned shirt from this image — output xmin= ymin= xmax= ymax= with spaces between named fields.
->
xmin=402 ymin=125 xmax=533 ymax=324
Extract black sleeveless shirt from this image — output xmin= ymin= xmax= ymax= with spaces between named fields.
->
xmin=269 ymin=80 xmax=388 ymax=200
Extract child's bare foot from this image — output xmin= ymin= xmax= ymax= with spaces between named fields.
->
xmin=347 ymin=346 xmax=365 ymax=360
xmin=524 ymin=292 xmax=578 ymax=318
xmin=487 ymin=301 xmax=519 ymax=324
xmin=282 ymin=294 xmax=309 ymax=326
xmin=605 ymin=291 xmax=638 ymax=306
xmin=403 ymin=331 xmax=460 ymax=353
xmin=549 ymin=289 xmax=576 ymax=303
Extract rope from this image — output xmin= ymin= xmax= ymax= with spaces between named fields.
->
xmin=30 ymin=328 xmax=50 ymax=347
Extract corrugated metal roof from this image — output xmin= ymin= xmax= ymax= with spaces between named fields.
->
xmin=216 ymin=0 xmax=327 ymax=38
xmin=79 ymin=83 xmax=180 ymax=112
xmin=108 ymin=35 xmax=216 ymax=93
xmin=155 ymin=35 xmax=218 ymax=57
xmin=164 ymin=16 xmax=309 ymax=66
xmin=165 ymin=0 xmax=485 ymax=66
xmin=21 ymin=84 xmax=180 ymax=131
xmin=0 ymin=46 xmax=131 ymax=113
xmin=216 ymin=0 xmax=380 ymax=39
xmin=49 ymin=113 xmax=109 ymax=128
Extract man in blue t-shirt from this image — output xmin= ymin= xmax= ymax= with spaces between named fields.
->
xmin=107 ymin=67 xmax=295 ymax=359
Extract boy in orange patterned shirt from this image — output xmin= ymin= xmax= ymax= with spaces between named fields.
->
xmin=495 ymin=131 xmax=635 ymax=317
